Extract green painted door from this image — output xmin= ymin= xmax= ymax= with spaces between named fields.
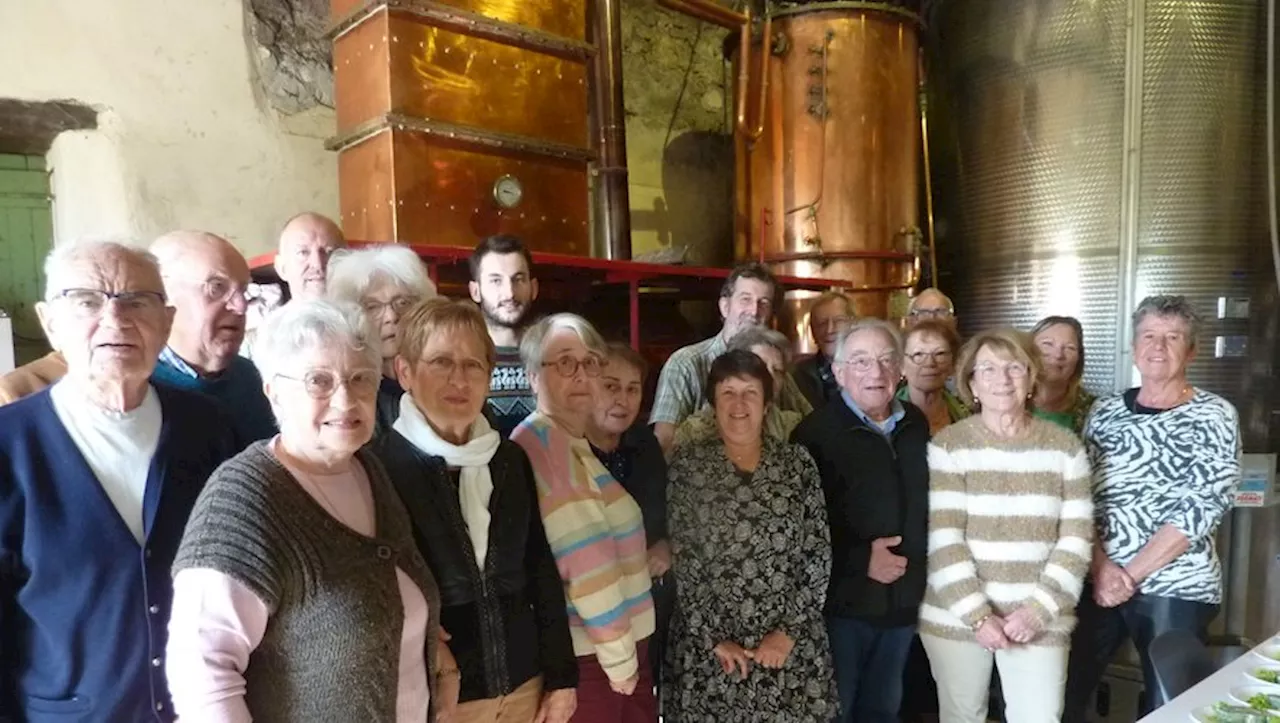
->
xmin=0 ymin=153 xmax=54 ymax=366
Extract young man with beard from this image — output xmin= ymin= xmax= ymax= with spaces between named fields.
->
xmin=469 ymin=234 xmax=541 ymax=437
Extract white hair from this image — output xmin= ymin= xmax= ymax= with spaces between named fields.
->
xmin=43 ymin=238 xmax=159 ymax=301
xmin=729 ymin=326 xmax=793 ymax=364
xmin=253 ymin=299 xmax=381 ymax=383
xmin=519 ymin=312 xmax=607 ymax=373
xmin=325 ymin=245 xmax=436 ymax=304
xmin=833 ymin=317 xmax=903 ymax=364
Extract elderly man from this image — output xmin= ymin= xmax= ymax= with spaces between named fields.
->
xmin=241 ymin=212 xmax=345 ymax=362
xmin=469 ymin=234 xmax=541 ymax=437
xmin=273 ymin=211 xmax=345 ymax=301
xmin=150 ymin=230 xmax=275 ymax=444
xmin=649 ymin=262 xmax=812 ymax=452
xmin=791 ymin=319 xmax=930 ymax=723
xmin=0 ymin=241 xmax=238 ymax=721
xmin=794 ymin=291 xmax=856 ymax=409
xmin=906 ymin=287 xmax=956 ymax=329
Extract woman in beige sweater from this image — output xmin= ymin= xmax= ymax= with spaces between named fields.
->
xmin=921 ymin=328 xmax=1093 ymax=723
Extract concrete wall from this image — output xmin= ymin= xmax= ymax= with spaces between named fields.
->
xmin=0 ymin=0 xmax=337 ymax=255
xmin=621 ymin=0 xmax=736 ymax=267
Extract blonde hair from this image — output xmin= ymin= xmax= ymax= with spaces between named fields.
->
xmin=397 ymin=297 xmax=496 ymax=369
xmin=954 ymin=328 xmax=1042 ymax=408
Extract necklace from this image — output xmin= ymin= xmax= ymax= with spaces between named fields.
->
xmin=1138 ymin=384 xmax=1193 ymax=409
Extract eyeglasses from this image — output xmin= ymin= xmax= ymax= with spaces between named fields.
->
xmin=841 ymin=354 xmax=901 ymax=373
xmin=973 ymin=362 xmax=1029 ymax=380
xmin=362 ymin=295 xmax=420 ymax=317
xmin=542 ymin=355 xmax=603 ymax=378
xmin=199 ymin=276 xmax=250 ymax=306
xmin=909 ymin=307 xmax=953 ymax=319
xmin=906 ymin=350 xmax=953 ymax=366
xmin=275 ymin=369 xmax=381 ymax=399
xmin=53 ymin=288 xmax=166 ymax=318
xmin=422 ymin=355 xmax=490 ymax=381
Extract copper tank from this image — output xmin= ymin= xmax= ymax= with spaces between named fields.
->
xmin=731 ymin=2 xmax=923 ymax=346
xmin=329 ymin=0 xmax=592 ymax=254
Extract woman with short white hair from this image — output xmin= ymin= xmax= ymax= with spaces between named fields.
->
xmin=166 ymin=299 xmax=454 ymax=722
xmin=326 ymin=244 xmax=437 ymax=433
xmin=510 ymin=313 xmax=658 ymax=722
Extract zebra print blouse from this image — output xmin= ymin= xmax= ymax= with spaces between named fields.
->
xmin=1083 ymin=388 xmax=1241 ymax=604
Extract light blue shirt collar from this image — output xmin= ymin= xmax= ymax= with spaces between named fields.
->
xmin=841 ymin=391 xmax=906 ymax=435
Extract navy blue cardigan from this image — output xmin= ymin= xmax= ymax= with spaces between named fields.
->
xmin=0 ymin=384 xmax=238 ymax=723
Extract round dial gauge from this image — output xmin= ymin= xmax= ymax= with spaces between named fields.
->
xmin=493 ymin=175 xmax=523 ymax=209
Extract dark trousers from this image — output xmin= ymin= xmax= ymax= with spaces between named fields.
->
xmin=1062 ymin=584 xmax=1219 ymax=722
xmin=571 ymin=638 xmax=658 ymax=723
xmin=827 ymin=616 xmax=916 ymax=723
xmin=649 ymin=575 xmax=675 ymax=698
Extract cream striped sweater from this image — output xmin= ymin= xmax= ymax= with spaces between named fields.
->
xmin=920 ymin=416 xmax=1093 ymax=647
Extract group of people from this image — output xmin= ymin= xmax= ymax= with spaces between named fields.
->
xmin=0 ymin=224 xmax=1242 ymax=723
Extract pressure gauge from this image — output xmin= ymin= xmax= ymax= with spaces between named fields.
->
xmin=493 ymin=174 xmax=523 ymax=209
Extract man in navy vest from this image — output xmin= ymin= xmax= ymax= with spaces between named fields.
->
xmin=0 ymin=240 xmax=238 ymax=722
xmin=150 ymin=230 xmax=276 ymax=445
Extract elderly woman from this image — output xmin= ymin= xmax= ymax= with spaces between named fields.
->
xmin=510 ymin=313 xmax=657 ymax=722
xmin=672 ymin=326 xmax=804 ymax=450
xmin=921 ymin=328 xmax=1092 ymax=723
xmin=375 ymin=297 xmax=579 ymax=723
xmin=666 ymin=349 xmax=837 ymax=721
xmin=326 ymin=244 xmax=437 ymax=433
xmin=0 ymin=241 xmax=239 ymax=722
xmin=1029 ymin=315 xmax=1095 ymax=433
xmin=793 ymin=320 xmax=930 ymax=723
xmin=585 ymin=342 xmax=673 ymax=690
xmin=897 ymin=318 xmax=969 ymax=433
xmin=166 ymin=299 xmax=451 ymax=722
xmin=1063 ymin=296 xmax=1241 ymax=722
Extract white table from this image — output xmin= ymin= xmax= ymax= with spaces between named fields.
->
xmin=1140 ymin=635 xmax=1280 ymax=722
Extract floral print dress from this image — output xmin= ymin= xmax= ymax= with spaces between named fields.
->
xmin=665 ymin=436 xmax=838 ymax=722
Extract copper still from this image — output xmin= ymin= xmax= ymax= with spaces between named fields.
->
xmin=328 ymin=0 xmax=594 ymax=254
xmin=726 ymin=1 xmax=926 ymax=347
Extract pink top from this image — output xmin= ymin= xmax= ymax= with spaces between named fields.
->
xmin=166 ymin=439 xmax=430 ymax=722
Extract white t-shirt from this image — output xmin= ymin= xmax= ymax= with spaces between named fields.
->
xmin=49 ymin=380 xmax=162 ymax=542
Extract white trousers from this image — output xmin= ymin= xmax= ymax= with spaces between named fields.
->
xmin=921 ymin=634 xmax=1068 ymax=723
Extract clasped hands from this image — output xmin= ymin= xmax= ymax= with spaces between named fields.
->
xmin=713 ymin=631 xmax=795 ymax=680
xmin=1093 ymin=559 xmax=1137 ymax=608
xmin=975 ymin=606 xmax=1046 ymax=651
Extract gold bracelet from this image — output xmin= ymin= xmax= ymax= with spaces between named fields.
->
xmin=971 ymin=614 xmax=992 ymax=632
xmin=436 ymin=667 xmax=460 ymax=679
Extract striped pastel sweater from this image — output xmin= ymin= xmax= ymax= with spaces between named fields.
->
xmin=920 ymin=416 xmax=1093 ymax=647
xmin=511 ymin=412 xmax=655 ymax=682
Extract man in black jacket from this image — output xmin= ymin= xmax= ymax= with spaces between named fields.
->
xmin=792 ymin=318 xmax=931 ymax=723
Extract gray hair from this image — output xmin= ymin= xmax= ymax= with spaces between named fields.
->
xmin=520 ymin=312 xmax=607 ymax=374
xmin=253 ymin=299 xmax=381 ymax=383
xmin=43 ymin=239 xmax=160 ymax=301
xmin=1132 ymin=294 xmax=1202 ymax=348
xmin=325 ymin=245 xmax=437 ymax=305
xmin=729 ymin=326 xmax=792 ymax=364
xmin=833 ymin=317 xmax=904 ymax=363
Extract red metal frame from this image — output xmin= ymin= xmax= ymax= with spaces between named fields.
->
xmin=249 ymin=242 xmax=848 ymax=349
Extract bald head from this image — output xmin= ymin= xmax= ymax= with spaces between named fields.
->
xmin=151 ymin=230 xmax=251 ymax=374
xmin=274 ymin=212 xmax=345 ymax=300
xmin=907 ymin=287 xmax=956 ymax=329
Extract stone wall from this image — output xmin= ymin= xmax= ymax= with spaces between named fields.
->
xmin=621 ymin=0 xmax=736 ymax=267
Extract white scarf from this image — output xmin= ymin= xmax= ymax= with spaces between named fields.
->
xmin=392 ymin=394 xmax=501 ymax=569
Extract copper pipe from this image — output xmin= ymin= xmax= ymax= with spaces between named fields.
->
xmin=655 ymin=0 xmax=745 ymax=29
xmin=918 ymin=49 xmax=938 ymax=285
xmin=736 ymin=11 xmax=771 ymax=142
xmin=589 ymin=0 xmax=632 ymax=259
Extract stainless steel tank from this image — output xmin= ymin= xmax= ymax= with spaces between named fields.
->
xmin=929 ymin=0 xmax=1270 ymax=412
xmin=929 ymin=0 xmax=1280 ymax=694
